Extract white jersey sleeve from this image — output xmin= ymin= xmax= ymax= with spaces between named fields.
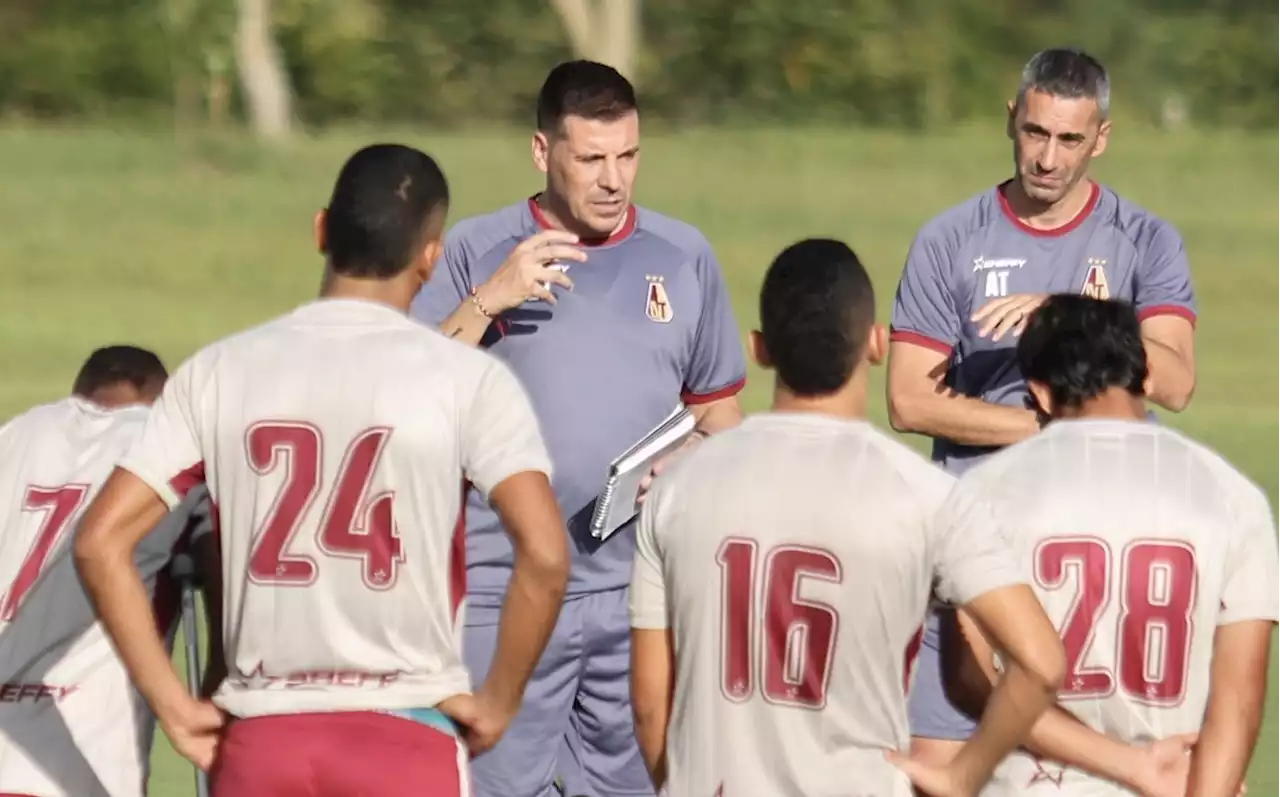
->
xmin=1218 ymin=483 xmax=1280 ymax=625
xmin=461 ymin=359 xmax=553 ymax=498
xmin=628 ymin=487 xmax=668 ymax=631
xmin=118 ymin=357 xmax=206 ymax=508
xmin=933 ymin=478 xmax=1027 ymax=606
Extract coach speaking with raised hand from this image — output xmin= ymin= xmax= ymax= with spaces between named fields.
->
xmin=412 ymin=60 xmax=745 ymax=797
xmin=885 ymin=47 xmax=1199 ymax=769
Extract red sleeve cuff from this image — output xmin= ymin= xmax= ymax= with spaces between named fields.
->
xmin=682 ymin=377 xmax=746 ymax=405
xmin=889 ymin=329 xmax=953 ymax=356
xmin=169 ymin=461 xmax=207 ymax=500
xmin=1137 ymin=304 xmax=1197 ymax=328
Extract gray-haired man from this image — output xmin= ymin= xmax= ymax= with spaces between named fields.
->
xmin=885 ymin=48 xmax=1199 ymax=765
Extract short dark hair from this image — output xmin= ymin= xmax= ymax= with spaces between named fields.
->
xmin=536 ymin=60 xmax=638 ymax=132
xmin=324 ymin=144 xmax=449 ymax=279
xmin=760 ymin=238 xmax=876 ymax=397
xmin=1018 ymin=48 xmax=1111 ymax=119
xmin=1017 ymin=294 xmax=1147 ymax=411
xmin=72 ymin=345 xmax=167 ymax=398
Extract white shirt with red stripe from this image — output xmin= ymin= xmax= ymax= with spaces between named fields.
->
xmin=118 ymin=298 xmax=553 ymax=720
xmin=945 ymin=419 xmax=1280 ymax=796
xmin=0 ymin=397 xmax=202 ymax=797
xmin=629 ymin=413 xmax=1024 ymax=797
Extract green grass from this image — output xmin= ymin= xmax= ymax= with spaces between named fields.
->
xmin=0 ymin=125 xmax=1273 ymax=794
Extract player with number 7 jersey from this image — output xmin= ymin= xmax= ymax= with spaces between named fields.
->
xmin=75 ymin=146 xmax=571 ymax=797
xmin=944 ymin=295 xmax=1279 ymax=796
xmin=0 ymin=345 xmax=217 ymax=797
xmin=628 ymin=240 xmax=1067 ymax=797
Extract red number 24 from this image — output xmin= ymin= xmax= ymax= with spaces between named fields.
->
xmin=245 ymin=422 xmax=403 ymax=590
xmin=1 ymin=484 xmax=90 ymax=621
xmin=717 ymin=539 xmax=842 ymax=710
xmin=1036 ymin=537 xmax=1197 ymax=706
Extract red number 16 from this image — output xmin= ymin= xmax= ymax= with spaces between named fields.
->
xmin=717 ymin=538 xmax=843 ymax=710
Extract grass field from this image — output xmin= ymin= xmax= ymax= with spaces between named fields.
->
xmin=0 ymin=124 xmax=1274 ymax=795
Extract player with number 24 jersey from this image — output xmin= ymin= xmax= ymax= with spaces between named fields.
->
xmin=77 ymin=145 xmax=570 ymax=797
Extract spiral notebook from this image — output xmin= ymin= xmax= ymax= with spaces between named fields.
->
xmin=588 ymin=405 xmax=697 ymax=542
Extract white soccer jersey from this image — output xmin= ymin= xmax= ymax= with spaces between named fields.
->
xmin=118 ymin=298 xmax=552 ymax=719
xmin=945 ymin=419 xmax=1280 ymax=796
xmin=630 ymin=413 xmax=1025 ymax=797
xmin=0 ymin=397 xmax=207 ymax=797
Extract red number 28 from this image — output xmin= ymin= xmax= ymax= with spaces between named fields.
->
xmin=1035 ymin=537 xmax=1197 ymax=706
xmin=246 ymin=422 xmax=403 ymax=590
xmin=717 ymin=538 xmax=842 ymax=710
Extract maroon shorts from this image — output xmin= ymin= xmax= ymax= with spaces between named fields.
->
xmin=211 ymin=711 xmax=467 ymax=797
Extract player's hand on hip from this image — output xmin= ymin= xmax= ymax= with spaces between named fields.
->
xmin=437 ymin=691 xmax=517 ymax=757
xmin=972 ymin=293 xmax=1049 ymax=342
xmin=478 ymin=229 xmax=586 ymax=312
xmin=1128 ymin=733 xmax=1197 ymax=797
xmin=160 ymin=697 xmax=227 ymax=772
xmin=886 ymin=749 xmax=979 ymax=797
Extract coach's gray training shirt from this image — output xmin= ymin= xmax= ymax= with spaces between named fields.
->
xmin=411 ymin=199 xmax=746 ymax=606
xmin=890 ymin=181 xmax=1197 ymax=474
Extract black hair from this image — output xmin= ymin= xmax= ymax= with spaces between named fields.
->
xmin=1018 ymin=48 xmax=1111 ymax=119
xmin=759 ymin=238 xmax=876 ymax=397
xmin=536 ymin=60 xmax=638 ymax=132
xmin=72 ymin=345 xmax=167 ymax=398
xmin=1017 ymin=294 xmax=1147 ymax=411
xmin=324 ymin=144 xmax=450 ymax=279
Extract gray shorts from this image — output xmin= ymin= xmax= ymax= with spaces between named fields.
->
xmin=906 ymin=607 xmax=977 ymax=740
xmin=463 ymin=588 xmax=654 ymax=797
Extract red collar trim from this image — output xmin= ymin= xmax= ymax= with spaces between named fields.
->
xmin=997 ymin=180 xmax=1100 ymax=238
xmin=528 ymin=196 xmax=637 ymax=246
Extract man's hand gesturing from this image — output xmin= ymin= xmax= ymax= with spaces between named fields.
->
xmin=476 ymin=230 xmax=587 ymax=312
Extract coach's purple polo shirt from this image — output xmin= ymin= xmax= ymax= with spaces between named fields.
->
xmin=411 ymin=199 xmax=746 ymax=606
xmin=890 ymin=181 xmax=1196 ymax=474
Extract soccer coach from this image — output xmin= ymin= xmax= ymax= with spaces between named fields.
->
xmin=886 ymin=48 xmax=1198 ymax=766
xmin=411 ymin=60 xmax=745 ymax=797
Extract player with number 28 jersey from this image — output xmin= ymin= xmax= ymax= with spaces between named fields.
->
xmin=948 ymin=295 xmax=1279 ymax=795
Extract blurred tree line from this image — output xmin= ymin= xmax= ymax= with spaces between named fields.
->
xmin=0 ymin=0 xmax=1273 ymax=133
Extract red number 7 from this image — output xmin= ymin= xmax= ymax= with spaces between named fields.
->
xmin=1 ymin=484 xmax=90 ymax=621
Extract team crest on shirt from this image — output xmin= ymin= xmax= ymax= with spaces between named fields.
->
xmin=645 ymin=274 xmax=673 ymax=323
xmin=1081 ymin=258 xmax=1110 ymax=299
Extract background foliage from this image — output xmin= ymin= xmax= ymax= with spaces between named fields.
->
xmin=0 ymin=0 xmax=1274 ymax=130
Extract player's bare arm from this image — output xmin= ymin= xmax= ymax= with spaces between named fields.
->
xmin=1187 ymin=620 xmax=1273 ymax=797
xmin=441 ymin=469 xmax=569 ymax=754
xmin=439 ymin=229 xmax=586 ymax=345
xmin=74 ymin=468 xmax=226 ymax=771
xmin=1139 ymin=314 xmax=1195 ymax=411
xmin=946 ymin=586 xmax=1066 ymax=790
xmin=887 ymin=341 xmax=1040 ymax=447
xmin=630 ymin=627 xmax=674 ymax=790
xmin=896 ymin=584 xmax=1064 ymax=796
xmin=944 ymin=608 xmax=1196 ymax=797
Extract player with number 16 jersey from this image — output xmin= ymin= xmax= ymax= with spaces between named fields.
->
xmin=629 ymin=240 xmax=1066 ymax=797
xmin=76 ymin=145 xmax=571 ymax=797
